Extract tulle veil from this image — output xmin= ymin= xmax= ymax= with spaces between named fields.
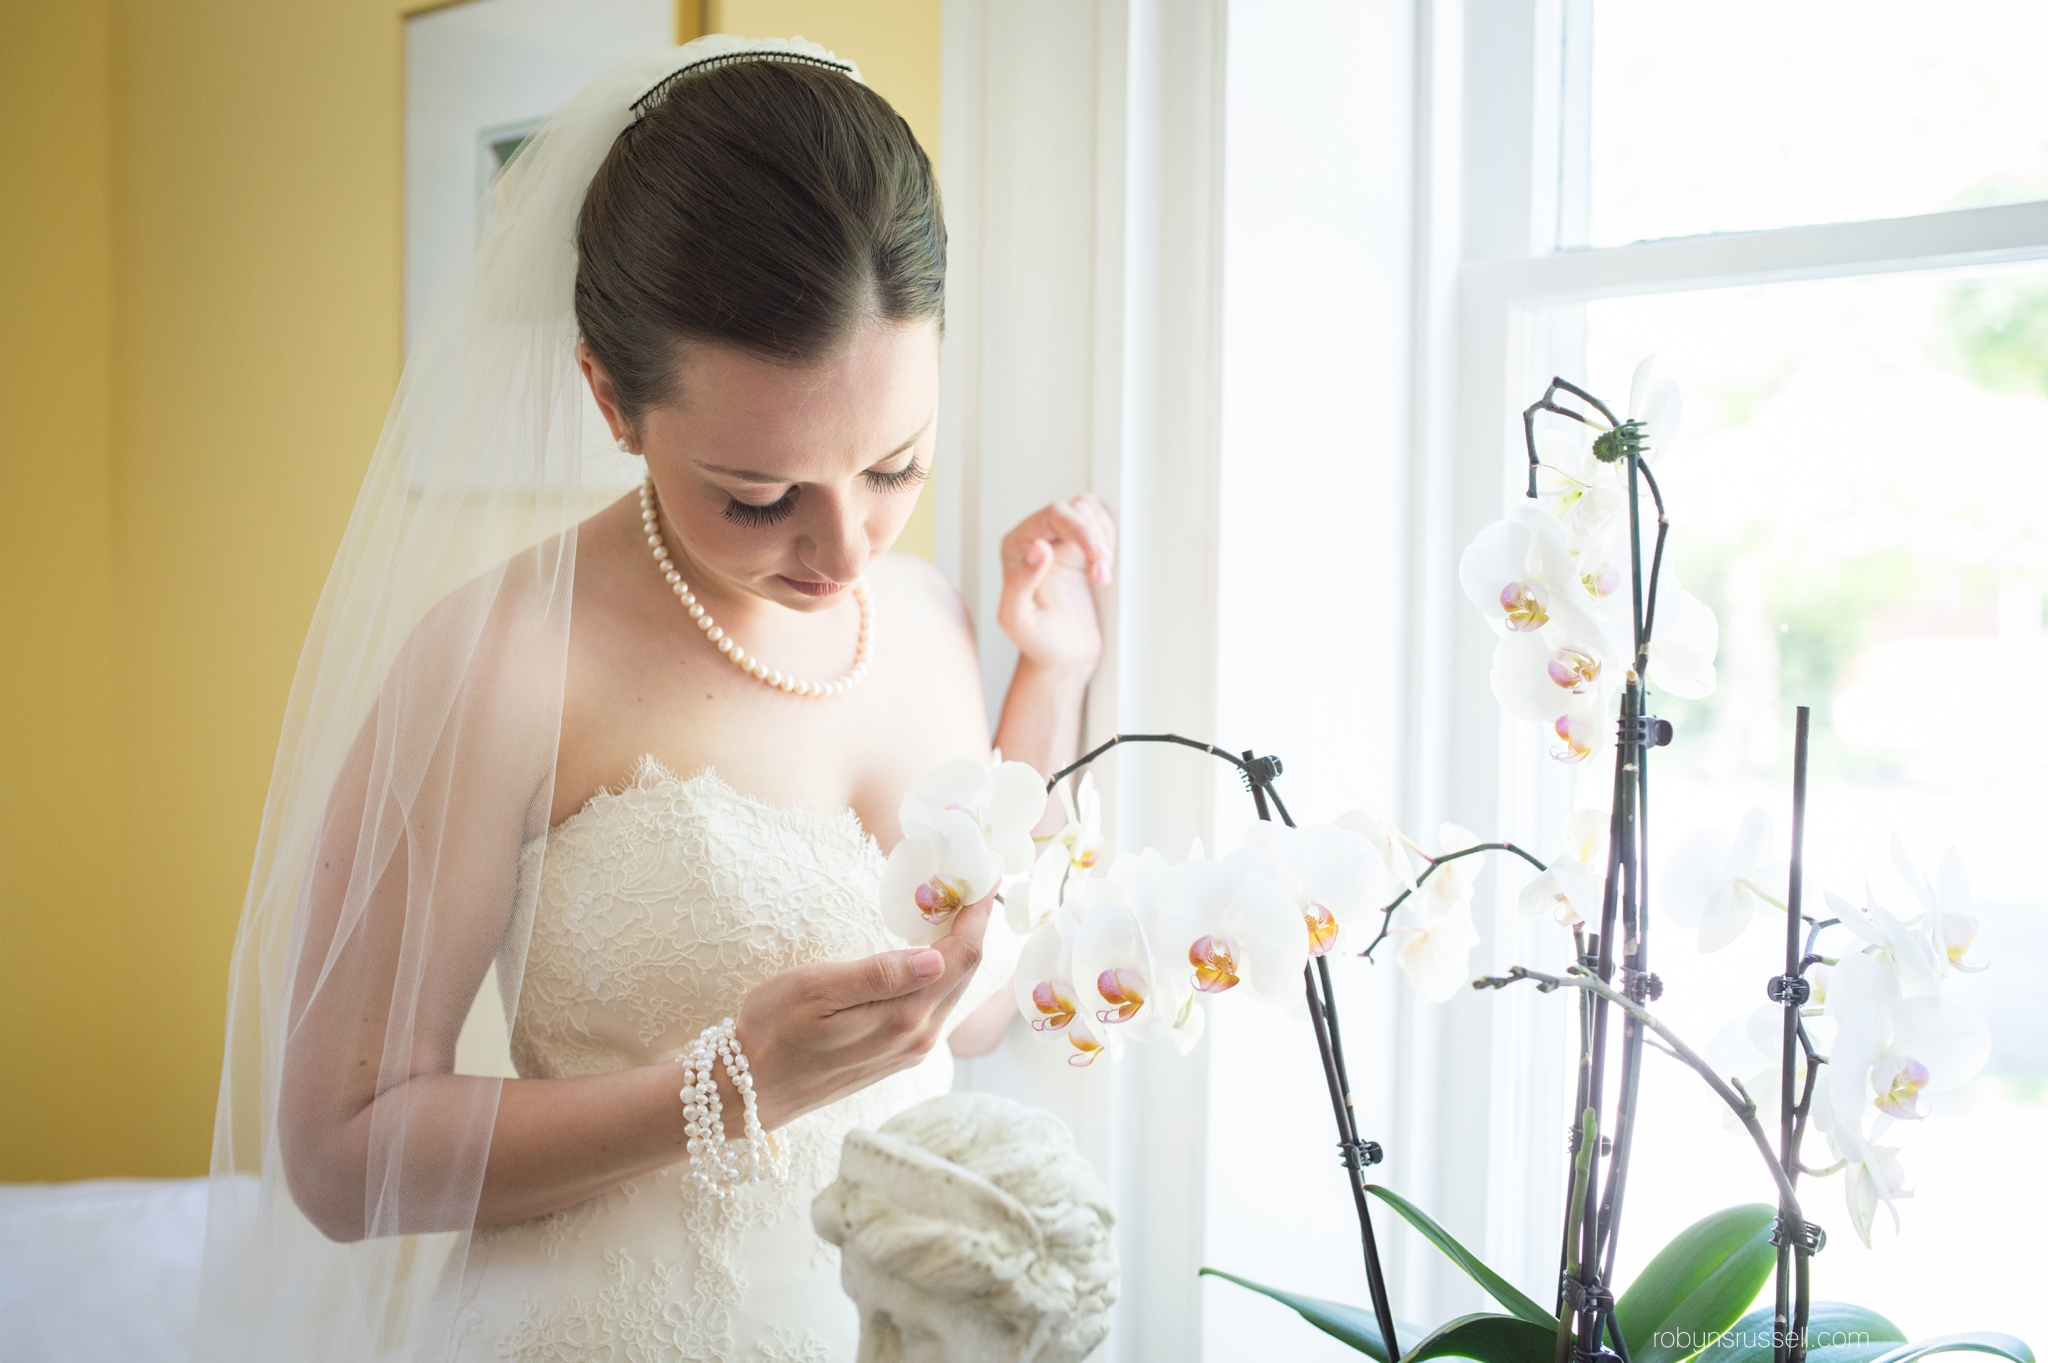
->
xmin=193 ymin=36 xmax=862 ymax=1361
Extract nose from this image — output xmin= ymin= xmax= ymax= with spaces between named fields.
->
xmin=798 ymin=489 xmax=870 ymax=584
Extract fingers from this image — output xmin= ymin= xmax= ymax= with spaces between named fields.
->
xmin=806 ymin=945 xmax=947 ymax=1013
xmin=1000 ymin=496 xmax=1118 ymax=586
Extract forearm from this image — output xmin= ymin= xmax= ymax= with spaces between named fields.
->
xmin=291 ymin=1064 xmax=692 ymax=1240
xmin=993 ymin=656 xmax=1092 ymax=780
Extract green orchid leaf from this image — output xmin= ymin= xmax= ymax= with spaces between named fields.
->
xmin=1713 ymin=1302 xmax=1909 ymax=1363
xmin=1866 ymin=1335 xmax=2037 ymax=1363
xmin=1613 ymin=1203 xmax=1776 ymax=1363
xmin=1364 ymin=1185 xmax=1557 ymax=1326
xmin=1399 ymin=1312 xmax=1559 ymax=1363
xmin=1199 ymin=1268 xmax=1420 ymax=1360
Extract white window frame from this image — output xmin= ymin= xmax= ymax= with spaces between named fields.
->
xmin=1426 ymin=0 xmax=2048 ymax=1324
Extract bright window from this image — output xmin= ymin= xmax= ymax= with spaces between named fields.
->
xmin=1588 ymin=0 xmax=2048 ymax=245
xmin=1579 ymin=262 xmax=2048 ymax=1342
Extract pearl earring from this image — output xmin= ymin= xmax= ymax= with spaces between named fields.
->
xmin=616 ymin=436 xmax=633 ymax=454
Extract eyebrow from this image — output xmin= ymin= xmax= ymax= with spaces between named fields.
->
xmin=697 ymin=416 xmax=932 ymax=484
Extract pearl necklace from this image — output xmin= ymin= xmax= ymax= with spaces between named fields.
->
xmin=639 ymin=476 xmax=873 ymax=698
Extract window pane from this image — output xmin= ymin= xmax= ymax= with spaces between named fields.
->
xmin=1577 ymin=264 xmax=2048 ymax=1341
xmin=1589 ymin=1 xmax=2048 ymax=245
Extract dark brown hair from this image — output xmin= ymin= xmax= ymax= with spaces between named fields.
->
xmin=575 ymin=58 xmax=945 ymax=425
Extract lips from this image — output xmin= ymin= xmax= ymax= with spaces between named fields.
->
xmin=777 ymin=575 xmax=844 ymax=598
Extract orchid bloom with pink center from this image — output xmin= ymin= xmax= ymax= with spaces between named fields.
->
xmin=1871 ymin=1056 xmax=1932 ymax=1120
xmin=1552 ymin=709 xmax=1600 ymax=764
xmin=1231 ymin=821 xmax=1390 ymax=959
xmin=1064 ymin=854 xmax=1208 ymax=1053
xmin=1154 ymin=852 xmax=1308 ymax=1009
xmin=1015 ymin=904 xmax=1125 ymax=1069
xmin=1492 ymin=633 xmax=1615 ymax=729
xmin=1461 ymin=504 xmax=1605 ymax=645
xmin=882 ymin=755 xmax=1048 ymax=945
xmin=1815 ymin=939 xmax=1991 ymax=1243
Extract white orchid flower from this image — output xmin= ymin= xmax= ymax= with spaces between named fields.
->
xmin=1490 ymin=631 xmax=1613 ymax=727
xmin=1145 ymin=850 xmax=1311 ymax=1011
xmin=1460 ymin=504 xmax=1609 ymax=648
xmin=1825 ymin=939 xmax=1991 ymax=1116
xmin=1049 ymin=773 xmax=1105 ymax=870
xmin=1626 ymin=355 xmax=1684 ymax=464
xmin=1388 ymin=824 xmax=1484 ymax=1003
xmin=1066 ymin=852 xmax=1208 ymax=1053
xmin=1642 ymin=567 xmax=1718 ymax=700
xmin=1517 ymin=808 xmax=1610 ymax=927
xmin=1825 ymin=888 xmax=1945 ymax=1000
xmin=898 ymin=754 xmax=1048 ymax=873
xmin=880 ymin=809 xmax=1006 ymax=945
xmin=884 ymin=755 xmax=1049 ymax=944
xmin=1231 ymin=821 xmax=1390 ymax=957
xmin=1015 ymin=911 xmax=1124 ymax=1067
xmin=1658 ymin=809 xmax=1784 ymax=952
xmin=1012 ymin=773 xmax=1106 ymax=935
xmin=1534 ymin=427 xmax=1628 ymax=548
xmin=1890 ymin=840 xmax=1987 ymax=975
xmin=1809 ymin=1076 xmax=1911 ymax=1248
xmin=1334 ymin=807 xmax=1418 ymax=892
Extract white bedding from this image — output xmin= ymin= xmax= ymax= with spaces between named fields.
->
xmin=0 ymin=1178 xmax=214 ymax=1363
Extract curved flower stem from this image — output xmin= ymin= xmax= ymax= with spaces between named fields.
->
xmin=1476 ymin=966 xmax=1805 ymax=1218
xmin=1357 ymin=842 xmax=1549 ymax=961
xmin=1046 ymin=731 xmax=1254 ymax=789
xmin=1351 ymin=834 xmax=1540 ymax=961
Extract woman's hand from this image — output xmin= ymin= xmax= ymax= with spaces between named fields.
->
xmin=997 ymin=495 xmax=1115 ymax=675
xmin=727 ymin=897 xmax=994 ymax=1134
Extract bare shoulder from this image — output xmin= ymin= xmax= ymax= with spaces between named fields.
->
xmin=866 ymin=552 xmax=974 ymax=650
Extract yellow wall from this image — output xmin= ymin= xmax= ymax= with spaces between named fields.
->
xmin=0 ymin=0 xmax=942 ymax=1180
xmin=0 ymin=0 xmax=129 ymax=1179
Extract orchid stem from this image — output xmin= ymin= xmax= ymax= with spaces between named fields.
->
xmin=1359 ymin=842 xmax=1548 ymax=961
xmin=1476 ymin=966 xmax=1805 ymax=1218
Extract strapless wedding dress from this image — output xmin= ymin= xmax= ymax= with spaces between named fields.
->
xmin=439 ymin=758 xmax=1007 ymax=1363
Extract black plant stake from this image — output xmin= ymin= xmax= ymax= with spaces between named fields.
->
xmin=1046 ymin=734 xmax=1404 ymax=1359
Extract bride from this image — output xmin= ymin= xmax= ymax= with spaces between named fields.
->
xmin=193 ymin=35 xmax=1113 ymax=1363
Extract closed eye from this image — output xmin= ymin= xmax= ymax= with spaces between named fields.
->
xmin=864 ymin=458 xmax=929 ymax=494
xmin=722 ymin=488 xmax=798 ymax=527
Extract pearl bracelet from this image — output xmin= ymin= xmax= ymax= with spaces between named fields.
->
xmin=677 ymin=1018 xmax=786 ymax=1196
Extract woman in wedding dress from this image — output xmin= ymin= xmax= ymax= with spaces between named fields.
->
xmin=192 ymin=36 xmax=1112 ymax=1363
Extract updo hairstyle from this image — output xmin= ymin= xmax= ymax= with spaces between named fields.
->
xmin=574 ymin=58 xmax=946 ymax=429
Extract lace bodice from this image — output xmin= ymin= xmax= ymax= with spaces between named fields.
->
xmin=511 ymin=757 xmax=901 ymax=1081
xmin=442 ymin=758 xmax=1012 ymax=1363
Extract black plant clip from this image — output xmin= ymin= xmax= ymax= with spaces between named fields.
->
xmin=1772 ymin=1216 xmax=1827 ymax=1255
xmin=1562 ymin=1277 xmax=1616 ymax=1314
xmin=1239 ymin=753 xmax=1284 ymax=792
xmin=1344 ymin=1138 xmax=1385 ymax=1169
xmin=1767 ymin=975 xmax=1812 ymax=1007
xmin=1623 ymin=969 xmax=1664 ymax=1003
xmin=1621 ymin=714 xmax=1674 ymax=748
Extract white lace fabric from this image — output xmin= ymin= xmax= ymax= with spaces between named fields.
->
xmin=442 ymin=759 xmax=1014 ymax=1362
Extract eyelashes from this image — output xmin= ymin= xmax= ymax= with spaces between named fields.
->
xmin=721 ymin=488 xmax=798 ymax=528
xmin=863 ymin=459 xmax=929 ymax=494
xmin=717 ymin=460 xmax=928 ymax=530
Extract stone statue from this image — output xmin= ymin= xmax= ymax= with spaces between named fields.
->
xmin=812 ymin=1091 xmax=1117 ymax=1363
